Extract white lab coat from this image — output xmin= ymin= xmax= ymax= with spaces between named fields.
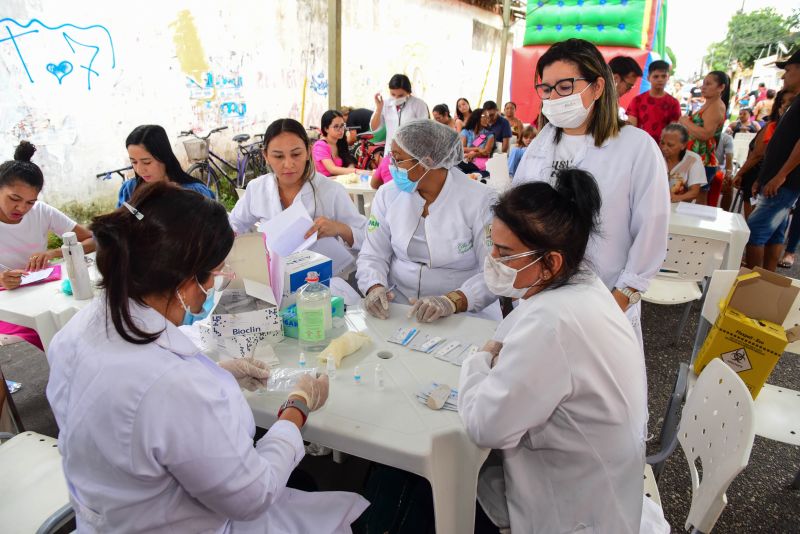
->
xmin=372 ymin=95 xmax=430 ymax=153
xmin=513 ymin=124 xmax=670 ymax=343
xmin=458 ymin=273 xmax=647 ymax=533
xmin=229 ymin=172 xmax=367 ymax=252
xmin=46 ymin=300 xmax=368 ymax=533
xmin=356 ymin=168 xmax=498 ymax=314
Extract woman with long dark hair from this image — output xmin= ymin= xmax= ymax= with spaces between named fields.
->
xmin=312 ymin=110 xmax=359 ymax=177
xmin=117 ymin=124 xmax=214 ymax=207
xmin=457 ymin=107 xmax=495 ymax=176
xmin=46 ymin=182 xmax=367 ymax=532
xmin=455 ymin=97 xmax=472 ymax=130
xmin=513 ymin=38 xmax=669 ymax=346
xmin=229 ymin=118 xmax=367 ymax=261
xmin=679 ymin=70 xmax=730 ymax=205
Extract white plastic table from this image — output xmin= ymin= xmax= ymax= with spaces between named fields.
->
xmin=336 ymin=178 xmax=376 ymax=216
xmin=245 ymin=304 xmax=495 ymax=534
xmin=0 ymin=265 xmax=97 ymax=352
xmin=668 ymin=204 xmax=750 ymax=270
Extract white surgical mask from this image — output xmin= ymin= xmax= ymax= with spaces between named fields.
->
xmin=541 ymin=84 xmax=594 ymax=129
xmin=392 ymin=96 xmax=408 ymax=106
xmin=483 ymin=252 xmax=543 ymax=299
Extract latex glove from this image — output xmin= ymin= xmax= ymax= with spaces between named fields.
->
xmin=291 ymin=373 xmax=330 ymax=411
xmin=317 ymin=331 xmax=371 ymax=367
xmin=364 ymin=285 xmax=394 ymax=320
xmin=408 ymin=295 xmax=456 ymax=323
xmin=219 ymin=357 xmax=271 ymax=391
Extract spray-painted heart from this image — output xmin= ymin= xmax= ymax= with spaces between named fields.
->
xmin=46 ymin=61 xmax=74 ymax=84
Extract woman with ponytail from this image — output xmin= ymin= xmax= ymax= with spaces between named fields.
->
xmin=0 ymin=141 xmax=94 ymax=349
xmin=46 ymin=182 xmax=367 ymax=532
xmin=679 ymin=70 xmax=730 ymax=205
xmin=459 ymin=168 xmax=648 ymax=534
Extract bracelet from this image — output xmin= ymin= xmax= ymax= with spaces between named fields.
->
xmin=288 ymin=390 xmax=310 ymax=405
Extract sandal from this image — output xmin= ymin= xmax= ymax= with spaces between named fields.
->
xmin=778 ymin=254 xmax=795 ymax=269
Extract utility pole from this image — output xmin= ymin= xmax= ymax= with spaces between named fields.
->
xmin=327 ymin=0 xmax=342 ymax=110
xmin=495 ymin=0 xmax=511 ymax=106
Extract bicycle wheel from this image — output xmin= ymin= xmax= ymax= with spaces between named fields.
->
xmin=187 ymin=162 xmax=222 ymax=200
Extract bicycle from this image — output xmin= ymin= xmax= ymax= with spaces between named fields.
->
xmin=351 ymin=130 xmax=384 ymax=171
xmin=96 ymin=165 xmax=134 ymax=182
xmin=179 ymin=126 xmax=267 ymax=200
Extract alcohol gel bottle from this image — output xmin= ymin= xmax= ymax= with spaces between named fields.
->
xmin=61 ymin=231 xmax=92 ymax=300
xmin=297 ymin=271 xmax=331 ymax=353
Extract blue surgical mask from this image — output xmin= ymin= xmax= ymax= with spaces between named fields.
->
xmin=390 ymin=159 xmax=429 ymax=194
xmin=177 ymin=280 xmax=215 ymax=326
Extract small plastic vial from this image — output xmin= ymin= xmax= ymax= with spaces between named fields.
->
xmin=353 ymin=366 xmax=362 ymax=384
xmin=326 ymin=354 xmax=336 ymax=379
xmin=298 ymin=352 xmax=306 ymax=369
xmin=374 ymin=364 xmax=385 ymax=389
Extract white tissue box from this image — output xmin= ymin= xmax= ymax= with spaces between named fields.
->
xmin=207 ymin=279 xmax=283 ymax=358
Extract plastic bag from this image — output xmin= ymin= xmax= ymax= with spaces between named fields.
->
xmin=265 ymin=367 xmax=319 ymax=392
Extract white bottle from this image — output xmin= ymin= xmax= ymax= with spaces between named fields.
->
xmin=61 ymin=231 xmax=92 ymax=300
xmin=326 ymin=353 xmax=336 ymax=379
xmin=297 ymin=271 xmax=332 ymax=353
xmin=374 ymin=364 xmax=385 ymax=390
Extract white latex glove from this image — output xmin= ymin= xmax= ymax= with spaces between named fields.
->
xmin=408 ymin=295 xmax=456 ymax=323
xmin=364 ymin=285 xmax=395 ymax=320
xmin=291 ymin=373 xmax=330 ymax=411
xmin=219 ymin=357 xmax=271 ymax=391
xmin=481 ymin=340 xmax=503 ymax=368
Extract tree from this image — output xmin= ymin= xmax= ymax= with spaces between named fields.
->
xmin=706 ymin=8 xmax=800 ymax=72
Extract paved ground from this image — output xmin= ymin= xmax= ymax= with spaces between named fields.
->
xmin=3 ymin=267 xmax=800 ymax=532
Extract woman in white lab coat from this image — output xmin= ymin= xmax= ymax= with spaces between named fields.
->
xmin=513 ymin=38 xmax=670 ymax=345
xmin=46 ymin=182 xmax=368 ymax=533
xmin=459 ymin=170 xmax=647 ymax=533
xmin=370 ymin=74 xmax=430 ymax=157
xmin=229 ymin=118 xmax=367 ymax=258
xmin=356 ymin=119 xmax=498 ymax=323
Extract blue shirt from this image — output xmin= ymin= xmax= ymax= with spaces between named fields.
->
xmin=460 ymin=128 xmax=495 ymax=150
xmin=486 ymin=116 xmax=513 ymax=144
xmin=508 ymin=146 xmax=528 ymax=176
xmin=116 ymin=179 xmax=216 ymax=208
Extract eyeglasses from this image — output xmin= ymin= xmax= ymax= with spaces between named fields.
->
xmin=388 ymin=152 xmax=416 ymax=167
xmin=535 ymin=77 xmax=591 ymax=99
xmin=495 ymin=250 xmax=543 ymax=264
xmin=212 ymin=264 xmax=236 ymax=291
xmin=331 ymin=124 xmax=346 ymax=131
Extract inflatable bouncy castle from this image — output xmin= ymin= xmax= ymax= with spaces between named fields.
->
xmin=511 ymin=0 xmax=668 ymax=122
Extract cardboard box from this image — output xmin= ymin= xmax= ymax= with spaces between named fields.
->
xmin=281 ymin=250 xmax=333 ymax=306
xmin=695 ymin=267 xmax=800 ymax=398
xmin=281 ymin=296 xmax=345 ymax=339
xmin=202 ymin=233 xmax=283 ymax=358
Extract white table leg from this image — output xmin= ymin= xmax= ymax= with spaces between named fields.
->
xmin=426 ymin=431 xmax=489 ymax=534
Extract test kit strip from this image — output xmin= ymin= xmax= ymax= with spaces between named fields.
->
xmin=435 ymin=340 xmax=461 ymax=358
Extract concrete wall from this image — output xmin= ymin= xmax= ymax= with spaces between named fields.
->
xmin=1 ymin=0 xmax=522 ymax=205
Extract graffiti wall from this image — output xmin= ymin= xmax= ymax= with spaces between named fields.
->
xmin=1 ymin=0 xmax=520 ymax=204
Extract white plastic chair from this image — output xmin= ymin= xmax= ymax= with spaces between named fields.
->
xmin=654 ymin=270 xmax=800 ymax=486
xmin=0 ymin=431 xmax=74 ymax=533
xmin=645 ymin=358 xmax=756 ymax=533
xmin=731 ymin=132 xmax=756 ymax=168
xmin=485 ymin=153 xmax=511 ymax=194
xmin=642 ymin=234 xmax=728 ymax=343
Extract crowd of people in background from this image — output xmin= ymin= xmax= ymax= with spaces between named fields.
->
xmin=2 ymin=34 xmax=800 ymax=534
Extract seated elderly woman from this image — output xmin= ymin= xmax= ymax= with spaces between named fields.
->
xmin=660 ymin=123 xmax=706 ymax=203
xmin=357 ymin=119 xmax=500 ymax=322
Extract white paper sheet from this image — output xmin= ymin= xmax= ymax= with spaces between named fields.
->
xmin=20 ymin=267 xmax=54 ymax=286
xmin=310 ymin=237 xmax=355 ymax=276
xmin=262 ymin=201 xmax=317 ymax=257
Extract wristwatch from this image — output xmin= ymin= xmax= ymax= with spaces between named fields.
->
xmin=278 ymin=397 xmax=310 ymax=425
xmin=445 ymin=291 xmax=465 ymax=313
xmin=617 ymin=287 xmax=642 ymax=309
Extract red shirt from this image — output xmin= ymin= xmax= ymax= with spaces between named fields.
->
xmin=626 ymin=92 xmax=682 ymax=143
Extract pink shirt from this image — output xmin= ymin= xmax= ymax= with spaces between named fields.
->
xmin=374 ymin=154 xmax=392 ymax=184
xmin=312 ymin=139 xmax=343 ymax=177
